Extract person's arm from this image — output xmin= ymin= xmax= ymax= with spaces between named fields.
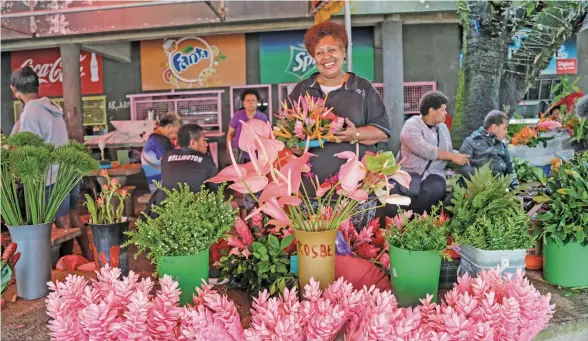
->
xmin=334 ymin=85 xmax=389 ymax=145
xmin=458 ymin=137 xmax=476 ymax=176
xmin=227 ymin=113 xmax=241 ymax=150
xmin=503 ymin=143 xmax=519 ymax=188
xmin=205 ymin=159 xmax=220 ymax=192
xmin=400 ymin=122 xmax=469 ymax=165
xmin=18 ymin=107 xmax=45 ymax=139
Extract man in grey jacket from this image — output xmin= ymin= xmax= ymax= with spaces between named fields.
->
xmin=11 ymin=66 xmax=93 ymax=261
xmin=459 ymin=110 xmax=519 ymax=188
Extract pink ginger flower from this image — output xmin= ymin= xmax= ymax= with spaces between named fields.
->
xmin=339 ymin=219 xmax=358 ymax=244
xmin=147 ymin=275 xmax=181 ymax=340
xmin=329 ymin=117 xmax=345 ymax=134
xmin=535 ymin=120 xmax=562 ymax=132
xmin=234 ymin=217 xmax=254 ymax=246
xmin=379 ymin=253 xmax=390 ymax=270
xmin=354 ymin=242 xmax=379 ymax=260
xmin=294 ymin=120 xmax=306 ymax=139
xmin=111 ymin=291 xmax=151 ymax=341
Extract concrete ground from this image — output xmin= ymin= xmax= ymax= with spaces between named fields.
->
xmin=529 ymin=271 xmax=588 ymax=341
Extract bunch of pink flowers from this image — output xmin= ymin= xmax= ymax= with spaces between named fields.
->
xmin=207 ymin=119 xmax=412 ymax=232
xmin=45 ymin=265 xmax=245 ymax=341
xmin=46 ymin=266 xmax=554 ymax=341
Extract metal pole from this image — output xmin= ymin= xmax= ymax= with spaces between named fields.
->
xmin=344 ymin=0 xmax=352 ymax=72
xmin=1 ymin=0 xmax=203 ymax=19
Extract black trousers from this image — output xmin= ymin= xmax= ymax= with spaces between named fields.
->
xmin=375 ymin=174 xmax=447 ymax=222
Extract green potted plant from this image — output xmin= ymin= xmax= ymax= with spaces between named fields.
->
xmin=218 ymin=213 xmax=296 ymax=296
xmin=535 ymin=152 xmax=588 ymax=287
xmin=124 ymin=183 xmax=234 ymax=305
xmin=84 ymin=170 xmax=131 ymax=275
xmin=0 ymin=132 xmax=98 ymax=300
xmin=385 ymin=204 xmax=448 ymax=307
xmin=448 ymin=164 xmax=534 ymax=277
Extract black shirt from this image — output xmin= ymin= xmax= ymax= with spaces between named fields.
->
xmin=144 ymin=148 xmax=219 ymax=219
xmin=287 ymin=72 xmax=391 ymax=194
xmin=160 ymin=147 xmax=219 ymax=193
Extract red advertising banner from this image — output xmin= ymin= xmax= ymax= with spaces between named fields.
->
xmin=556 ymin=58 xmax=577 ymax=75
xmin=11 ymin=48 xmax=104 ymax=97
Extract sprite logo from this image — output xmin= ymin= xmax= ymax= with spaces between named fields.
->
xmin=285 ymin=44 xmax=317 ymax=80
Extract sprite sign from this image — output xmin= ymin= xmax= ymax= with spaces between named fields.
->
xmin=259 ymin=28 xmax=375 ymax=84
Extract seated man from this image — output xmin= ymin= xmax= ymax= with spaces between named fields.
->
xmin=145 ymin=124 xmax=218 ymax=217
xmin=458 ymin=110 xmax=519 ymax=188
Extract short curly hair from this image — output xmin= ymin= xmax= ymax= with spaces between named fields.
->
xmin=304 ymin=20 xmax=348 ymax=56
xmin=419 ymin=91 xmax=448 ymax=116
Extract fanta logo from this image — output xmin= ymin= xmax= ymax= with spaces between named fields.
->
xmin=171 ymin=47 xmax=210 ymax=73
xmin=165 ymin=37 xmax=215 ymax=84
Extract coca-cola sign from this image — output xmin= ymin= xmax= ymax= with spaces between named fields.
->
xmin=11 ymin=48 xmax=103 ymax=97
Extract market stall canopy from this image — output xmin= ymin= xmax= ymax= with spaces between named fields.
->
xmin=0 ymin=0 xmax=309 ymax=43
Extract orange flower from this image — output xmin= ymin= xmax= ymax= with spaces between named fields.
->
xmin=511 ymin=127 xmax=538 ymax=146
xmin=551 ymin=158 xmax=562 ymax=172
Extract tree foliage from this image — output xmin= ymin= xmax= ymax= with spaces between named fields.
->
xmin=453 ymin=0 xmax=587 ymax=144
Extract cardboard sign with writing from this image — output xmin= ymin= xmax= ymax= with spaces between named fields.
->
xmin=140 ymin=34 xmax=246 ymax=91
xmin=11 ymin=48 xmax=104 ymax=97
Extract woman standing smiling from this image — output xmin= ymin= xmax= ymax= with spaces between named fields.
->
xmin=287 ymin=21 xmax=391 ymax=228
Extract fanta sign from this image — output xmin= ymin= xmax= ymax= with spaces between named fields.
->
xmin=140 ymin=34 xmax=246 ymax=91
xmin=164 ymin=37 xmax=215 ymax=84
xmin=171 ymin=46 xmax=210 ymax=73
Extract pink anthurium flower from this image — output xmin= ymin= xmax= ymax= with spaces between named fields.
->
xmin=390 ymin=170 xmax=412 ymax=190
xmin=207 ymin=140 xmax=270 ymax=194
xmin=334 ymin=146 xmax=367 ymax=194
xmin=246 ymin=197 xmax=292 ymax=227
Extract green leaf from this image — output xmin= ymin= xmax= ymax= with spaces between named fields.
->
xmin=268 ymin=235 xmax=280 ymax=251
xmin=280 ymin=235 xmax=295 ymax=249
xmin=182 ymin=45 xmax=194 ymax=54
xmin=275 ymin=262 xmax=288 ymax=274
xmin=258 ymin=262 xmax=270 ymax=273
xmin=533 ymin=195 xmax=552 ymax=203
xmin=220 ymin=54 xmax=227 ymax=60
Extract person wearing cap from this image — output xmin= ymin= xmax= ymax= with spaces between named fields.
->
xmin=10 ymin=66 xmax=93 ymax=261
xmin=141 ymin=113 xmax=181 ymax=193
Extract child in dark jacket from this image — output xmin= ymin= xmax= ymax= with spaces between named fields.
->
xmin=459 ymin=110 xmax=519 ymax=188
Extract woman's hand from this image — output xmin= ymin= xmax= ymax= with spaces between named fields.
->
xmin=334 ymin=118 xmax=357 ymax=143
xmin=450 ymin=153 xmax=470 ymax=166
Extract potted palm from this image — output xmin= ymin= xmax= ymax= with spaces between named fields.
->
xmin=535 ymin=152 xmax=588 ymax=287
xmin=124 ymin=183 xmax=234 ymax=305
xmin=448 ymin=165 xmax=534 ymax=277
xmin=0 ymin=132 xmax=98 ymax=299
xmin=84 ymin=170 xmax=131 ymax=275
xmin=385 ymin=204 xmax=448 ymax=307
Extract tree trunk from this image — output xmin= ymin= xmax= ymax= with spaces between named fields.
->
xmin=452 ymin=1 xmax=509 ymax=145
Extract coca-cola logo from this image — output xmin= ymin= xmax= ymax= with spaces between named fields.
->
xmin=20 ymin=55 xmax=87 ymax=84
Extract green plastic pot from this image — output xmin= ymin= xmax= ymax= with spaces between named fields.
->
xmin=389 ymin=244 xmax=442 ymax=307
xmin=158 ymin=248 xmax=210 ymax=305
xmin=544 ymin=239 xmax=588 ymax=288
